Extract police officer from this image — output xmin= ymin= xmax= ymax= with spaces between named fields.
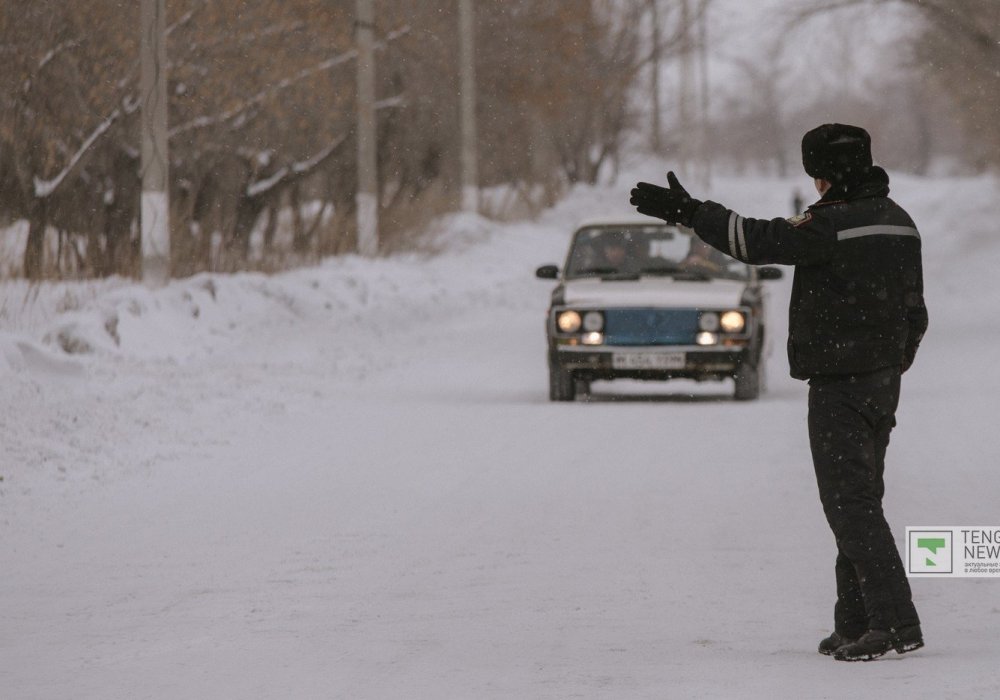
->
xmin=630 ymin=124 xmax=928 ymax=661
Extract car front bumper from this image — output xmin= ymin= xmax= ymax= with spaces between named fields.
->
xmin=553 ymin=344 xmax=750 ymax=380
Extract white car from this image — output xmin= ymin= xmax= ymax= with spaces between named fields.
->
xmin=536 ymin=219 xmax=783 ymax=401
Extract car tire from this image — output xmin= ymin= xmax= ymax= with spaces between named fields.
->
xmin=549 ymin=365 xmax=577 ymax=402
xmin=575 ymin=377 xmax=592 ymax=401
xmin=733 ymin=362 xmax=761 ymax=401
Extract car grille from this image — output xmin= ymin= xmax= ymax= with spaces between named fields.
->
xmin=603 ymin=308 xmax=699 ymax=346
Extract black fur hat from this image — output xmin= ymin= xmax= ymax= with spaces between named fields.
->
xmin=801 ymin=124 xmax=873 ymax=181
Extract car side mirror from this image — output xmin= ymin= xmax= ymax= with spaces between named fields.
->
xmin=535 ymin=264 xmax=559 ymax=279
xmin=757 ymin=266 xmax=783 ymax=281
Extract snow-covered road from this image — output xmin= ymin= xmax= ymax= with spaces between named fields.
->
xmin=3 ymin=173 xmax=1000 ymax=698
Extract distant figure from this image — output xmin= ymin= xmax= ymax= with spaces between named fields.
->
xmin=792 ymin=188 xmax=804 ymax=215
xmin=631 ymin=123 xmax=928 ymax=662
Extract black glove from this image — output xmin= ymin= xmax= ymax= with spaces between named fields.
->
xmin=630 ymin=171 xmax=702 ymax=227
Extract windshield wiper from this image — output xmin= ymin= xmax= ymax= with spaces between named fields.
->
xmin=670 ymin=270 xmax=712 ymax=280
xmin=573 ymin=266 xmax=621 ymax=276
xmin=639 ymin=265 xmax=713 ymax=281
xmin=570 ymin=267 xmax=641 ymax=281
xmin=638 ymin=264 xmax=682 ymax=275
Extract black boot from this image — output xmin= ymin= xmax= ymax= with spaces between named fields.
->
xmin=818 ymin=631 xmax=856 ymax=656
xmin=833 ymin=625 xmax=924 ymax=661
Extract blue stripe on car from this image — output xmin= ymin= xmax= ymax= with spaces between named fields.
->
xmin=603 ymin=308 xmax=700 ymax=346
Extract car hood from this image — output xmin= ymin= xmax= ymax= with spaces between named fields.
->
xmin=561 ymin=276 xmax=747 ymax=309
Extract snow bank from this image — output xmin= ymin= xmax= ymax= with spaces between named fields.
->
xmin=0 ymin=333 xmax=83 ymax=377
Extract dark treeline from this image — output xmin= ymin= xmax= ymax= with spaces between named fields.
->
xmin=0 ymin=0 xmax=699 ymax=281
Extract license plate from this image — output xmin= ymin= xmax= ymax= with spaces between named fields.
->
xmin=612 ymin=351 xmax=686 ymax=370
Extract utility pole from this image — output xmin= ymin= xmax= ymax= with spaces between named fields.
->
xmin=140 ymin=0 xmax=170 ymax=285
xmin=649 ymin=0 xmax=662 ymax=154
xmin=678 ymin=0 xmax=693 ymax=176
xmin=698 ymin=3 xmax=711 ymax=187
xmin=355 ymin=0 xmax=379 ymax=256
xmin=458 ymin=0 xmax=479 ymax=213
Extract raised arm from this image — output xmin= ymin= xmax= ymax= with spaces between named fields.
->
xmin=630 ymin=171 xmax=836 ymax=266
xmin=690 ymin=201 xmax=837 ymax=266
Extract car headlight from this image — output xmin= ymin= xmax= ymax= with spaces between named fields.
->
xmin=582 ymin=311 xmax=604 ymax=332
xmin=699 ymin=312 xmax=720 ymax=332
xmin=720 ymin=310 xmax=746 ymax=333
xmin=696 ymin=331 xmax=718 ymax=346
xmin=557 ymin=310 xmax=582 ymax=333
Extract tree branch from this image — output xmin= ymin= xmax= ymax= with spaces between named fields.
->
xmin=33 ymin=109 xmax=121 ymax=199
xmin=790 ymin=0 xmax=999 ymax=54
xmin=166 ymin=1 xmax=204 ymax=37
xmin=246 ymin=133 xmax=349 ymax=198
xmin=190 ymin=20 xmax=307 ymax=51
xmin=170 ymin=25 xmax=410 ymax=138
xmin=21 ymin=39 xmax=81 ymax=96
xmin=38 ymin=39 xmax=80 ymax=70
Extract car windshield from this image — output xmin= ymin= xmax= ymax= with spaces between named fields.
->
xmin=563 ymin=224 xmax=748 ymax=281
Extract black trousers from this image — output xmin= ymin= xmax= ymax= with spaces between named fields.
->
xmin=808 ymin=367 xmax=919 ymax=635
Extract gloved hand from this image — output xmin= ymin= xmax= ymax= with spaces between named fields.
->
xmin=630 ymin=171 xmax=702 ymax=227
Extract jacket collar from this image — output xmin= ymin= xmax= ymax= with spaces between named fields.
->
xmin=812 ymin=166 xmax=890 ymax=208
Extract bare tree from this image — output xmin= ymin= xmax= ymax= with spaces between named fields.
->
xmin=793 ymin=0 xmax=1000 ymax=169
xmin=1 ymin=0 xmax=669 ymax=279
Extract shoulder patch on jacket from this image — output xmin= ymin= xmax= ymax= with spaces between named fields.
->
xmin=786 ymin=212 xmax=813 ymax=227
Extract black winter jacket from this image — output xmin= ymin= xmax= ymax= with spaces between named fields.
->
xmin=689 ymin=169 xmax=928 ymax=379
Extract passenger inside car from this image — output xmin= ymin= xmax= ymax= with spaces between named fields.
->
xmin=682 ymin=238 xmax=726 ymax=274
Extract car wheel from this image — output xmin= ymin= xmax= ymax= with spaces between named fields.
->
xmin=733 ymin=362 xmax=761 ymax=401
xmin=575 ymin=377 xmax=592 ymax=401
xmin=549 ymin=365 xmax=577 ymax=401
